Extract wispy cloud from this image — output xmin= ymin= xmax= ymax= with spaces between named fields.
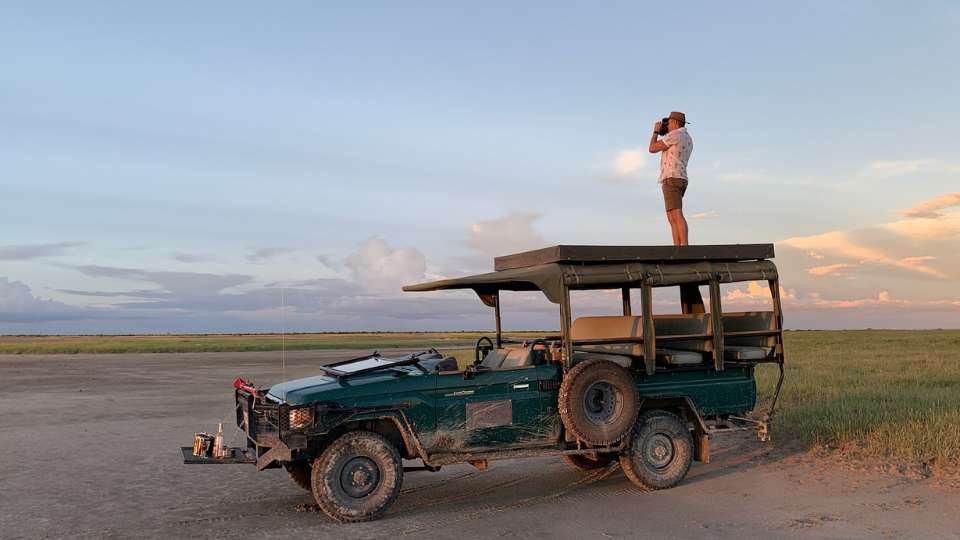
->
xmin=246 ymin=246 xmax=297 ymax=262
xmin=899 ymin=192 xmax=960 ymax=219
xmin=0 ymin=242 xmax=82 ymax=261
xmin=690 ymin=211 xmax=718 ymax=220
xmin=867 ymin=159 xmax=940 ymax=177
xmin=171 ymin=251 xmax=214 ymax=263
xmin=717 ymin=170 xmax=767 ymax=183
xmin=807 ymin=263 xmax=855 ymax=276
xmin=780 ymin=230 xmax=945 ymax=277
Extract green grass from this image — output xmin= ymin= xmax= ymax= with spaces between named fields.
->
xmin=0 ymin=332 xmax=545 ymax=355
xmin=3 ymin=329 xmax=959 ymax=465
xmin=757 ymin=330 xmax=960 ymax=465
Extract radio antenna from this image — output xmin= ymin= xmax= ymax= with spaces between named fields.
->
xmin=281 ymin=286 xmax=286 ymax=400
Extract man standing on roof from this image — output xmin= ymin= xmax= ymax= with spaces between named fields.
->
xmin=649 ymin=111 xmax=693 ymax=246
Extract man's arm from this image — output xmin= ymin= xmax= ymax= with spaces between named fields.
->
xmin=649 ymin=121 xmax=669 ymax=153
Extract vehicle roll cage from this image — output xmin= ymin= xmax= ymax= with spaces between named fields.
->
xmin=404 ymin=244 xmax=787 ymax=419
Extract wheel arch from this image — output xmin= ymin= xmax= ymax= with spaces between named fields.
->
xmin=339 ymin=410 xmax=429 ymax=461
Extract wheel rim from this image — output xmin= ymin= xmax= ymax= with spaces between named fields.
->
xmin=339 ymin=456 xmax=381 ymax=498
xmin=643 ymin=433 xmax=675 ymax=470
xmin=582 ymin=381 xmax=622 ymax=425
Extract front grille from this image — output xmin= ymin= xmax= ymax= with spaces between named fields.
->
xmin=236 ymin=391 xmax=280 ymax=440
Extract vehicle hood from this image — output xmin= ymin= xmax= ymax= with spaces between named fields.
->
xmin=265 ymin=354 xmax=433 ymax=406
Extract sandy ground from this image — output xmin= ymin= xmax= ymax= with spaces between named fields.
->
xmin=1 ymin=350 xmax=957 ymax=540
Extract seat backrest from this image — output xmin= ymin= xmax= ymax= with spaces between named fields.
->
xmin=652 ymin=314 xmax=712 ymax=352
xmin=500 ymin=347 xmax=533 ymax=369
xmin=571 ymin=316 xmax=644 ymax=356
xmin=722 ymin=311 xmax=776 ymax=347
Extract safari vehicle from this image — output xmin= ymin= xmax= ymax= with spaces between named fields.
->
xmin=182 ymin=244 xmax=786 ymax=522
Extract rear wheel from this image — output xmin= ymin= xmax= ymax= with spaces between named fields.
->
xmin=562 ymin=452 xmax=617 ymax=471
xmin=620 ymin=410 xmax=693 ymax=490
xmin=558 ymin=359 xmax=638 ymax=445
xmin=311 ymin=431 xmax=403 ymax=523
xmin=285 ymin=461 xmax=312 ymax=491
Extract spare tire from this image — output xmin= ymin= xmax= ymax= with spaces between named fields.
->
xmin=558 ymin=359 xmax=638 ymax=445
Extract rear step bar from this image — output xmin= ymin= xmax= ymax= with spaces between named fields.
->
xmin=181 ymin=447 xmax=256 ymax=465
xmin=705 ymin=415 xmax=770 ymax=442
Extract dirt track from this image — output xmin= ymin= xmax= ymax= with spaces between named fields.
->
xmin=1 ymin=350 xmax=957 ymax=539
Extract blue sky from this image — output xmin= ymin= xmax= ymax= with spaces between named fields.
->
xmin=2 ymin=1 xmax=959 ymax=333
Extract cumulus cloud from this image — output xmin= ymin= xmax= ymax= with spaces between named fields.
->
xmin=0 ymin=242 xmax=82 ymax=261
xmin=465 ymin=212 xmax=546 ymax=257
xmin=613 ymin=149 xmax=646 ymax=176
xmin=345 ymin=237 xmax=426 ymax=294
xmin=0 ymin=277 xmax=100 ymax=322
xmin=247 ymin=246 xmax=297 ymax=262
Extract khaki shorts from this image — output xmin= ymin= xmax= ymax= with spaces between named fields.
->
xmin=662 ymin=177 xmax=688 ymax=211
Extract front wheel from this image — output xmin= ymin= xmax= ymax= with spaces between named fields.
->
xmin=311 ymin=431 xmax=403 ymax=522
xmin=619 ymin=410 xmax=693 ymax=490
xmin=285 ymin=461 xmax=312 ymax=491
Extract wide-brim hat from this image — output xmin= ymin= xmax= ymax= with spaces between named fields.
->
xmin=669 ymin=111 xmax=688 ymax=124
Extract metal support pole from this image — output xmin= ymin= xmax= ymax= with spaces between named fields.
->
xmin=621 ymin=287 xmax=632 ymax=316
xmin=768 ymin=279 xmax=784 ymax=357
xmin=559 ymin=287 xmax=573 ymax=370
xmin=708 ymin=279 xmax=724 ymax=371
xmin=494 ymin=291 xmax=502 ymax=348
xmin=641 ymin=282 xmax=656 ymax=376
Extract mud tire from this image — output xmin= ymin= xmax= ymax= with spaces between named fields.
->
xmin=620 ymin=410 xmax=693 ymax=490
xmin=311 ymin=431 xmax=403 ymax=523
xmin=285 ymin=461 xmax=312 ymax=492
xmin=558 ymin=359 xmax=638 ymax=445
xmin=561 ymin=452 xmax=617 ymax=471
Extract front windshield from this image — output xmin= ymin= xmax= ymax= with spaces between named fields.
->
xmin=334 ymin=357 xmax=399 ymax=373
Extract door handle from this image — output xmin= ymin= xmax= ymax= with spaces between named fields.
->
xmin=512 ymin=383 xmax=530 ymax=390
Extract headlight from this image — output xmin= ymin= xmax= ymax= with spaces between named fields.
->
xmin=288 ymin=407 xmax=314 ymax=429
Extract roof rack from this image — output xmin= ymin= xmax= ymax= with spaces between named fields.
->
xmin=494 ymin=244 xmax=774 ymax=271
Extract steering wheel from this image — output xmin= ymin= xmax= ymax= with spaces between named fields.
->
xmin=475 ymin=336 xmax=495 ymax=365
xmin=528 ymin=339 xmax=549 ymax=365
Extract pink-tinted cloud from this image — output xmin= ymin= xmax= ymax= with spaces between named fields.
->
xmin=807 ymin=263 xmax=855 ymax=276
xmin=900 ymin=192 xmax=960 ymax=218
xmin=780 ymin=231 xmax=944 ymax=277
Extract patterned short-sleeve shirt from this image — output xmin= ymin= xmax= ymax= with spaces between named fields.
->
xmin=658 ymin=127 xmax=693 ymax=182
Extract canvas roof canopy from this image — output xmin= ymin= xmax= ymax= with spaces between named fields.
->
xmin=403 ymin=246 xmax=778 ymax=305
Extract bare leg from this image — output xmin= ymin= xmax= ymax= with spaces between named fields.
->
xmin=666 ymin=212 xmax=679 ymax=245
xmin=676 ymin=209 xmax=688 ymax=245
xmin=667 ymin=209 xmax=688 ymax=246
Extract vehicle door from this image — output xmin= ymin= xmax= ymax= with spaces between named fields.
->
xmin=430 ymin=350 xmax=555 ymax=452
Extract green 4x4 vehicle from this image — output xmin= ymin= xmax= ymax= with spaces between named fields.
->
xmin=183 ymin=244 xmax=786 ymax=522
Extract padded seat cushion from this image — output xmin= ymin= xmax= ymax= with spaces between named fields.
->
xmin=656 ymin=348 xmax=704 ymax=365
xmin=724 ymin=345 xmax=770 ymax=360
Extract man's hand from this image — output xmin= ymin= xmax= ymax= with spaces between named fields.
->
xmin=649 ymin=123 xmax=668 ymax=153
